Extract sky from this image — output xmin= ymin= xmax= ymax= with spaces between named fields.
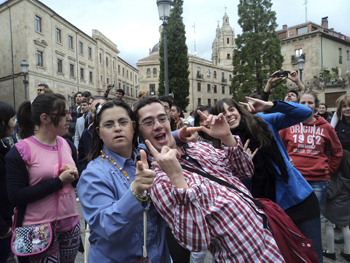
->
xmin=8 ymin=0 xmax=350 ymax=68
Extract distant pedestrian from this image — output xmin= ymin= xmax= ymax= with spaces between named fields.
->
xmin=331 ymin=94 xmax=350 ymax=151
xmin=322 ymin=149 xmax=350 ymax=262
xmin=316 ymin=103 xmax=331 ymax=123
xmin=69 ymin=92 xmax=83 ymax=136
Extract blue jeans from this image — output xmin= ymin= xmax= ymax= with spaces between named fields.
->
xmin=308 ymin=180 xmax=328 ymax=210
xmin=296 ymin=216 xmax=323 ymax=263
xmin=0 ymin=217 xmax=12 ymax=263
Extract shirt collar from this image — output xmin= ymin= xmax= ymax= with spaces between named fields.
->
xmin=102 ymin=145 xmax=140 ymax=169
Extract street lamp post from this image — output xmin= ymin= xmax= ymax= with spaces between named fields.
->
xmin=20 ymin=60 xmax=29 ymax=100
xmin=297 ymin=58 xmax=305 ymax=83
xmin=157 ymin=0 xmax=172 ymax=96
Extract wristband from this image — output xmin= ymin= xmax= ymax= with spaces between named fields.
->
xmin=130 ymin=184 xmax=148 ymax=202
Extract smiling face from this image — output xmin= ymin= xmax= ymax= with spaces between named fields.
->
xmin=299 ymin=94 xmax=316 ymax=113
xmin=98 ymin=106 xmax=134 ymax=159
xmin=342 ymin=102 xmax=350 ymax=120
xmin=137 ymin=102 xmax=174 ymax=152
xmin=222 ymin=103 xmax=241 ymax=130
xmin=318 ymin=105 xmax=327 ymax=114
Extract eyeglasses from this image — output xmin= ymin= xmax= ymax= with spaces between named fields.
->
xmin=139 ymin=116 xmax=168 ymax=128
xmin=48 ymin=111 xmax=72 ymax=118
xmin=99 ymin=120 xmax=134 ymax=131
xmin=37 ymin=89 xmax=44 ymax=92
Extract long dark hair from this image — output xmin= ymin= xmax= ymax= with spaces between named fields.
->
xmin=333 ymin=149 xmax=350 ymax=180
xmin=0 ymin=101 xmax=16 ymax=139
xmin=214 ymin=98 xmax=289 ymax=201
xmin=17 ymin=93 xmax=67 ymax=139
xmin=88 ymin=99 xmax=138 ymax=161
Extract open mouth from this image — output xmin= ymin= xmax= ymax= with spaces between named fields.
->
xmin=228 ymin=118 xmax=236 ymax=124
xmin=154 ymin=133 xmax=166 ymax=142
xmin=114 ymin=135 xmax=124 ymax=140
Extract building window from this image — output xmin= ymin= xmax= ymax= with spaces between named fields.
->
xmin=57 ymin=59 xmax=62 ymax=73
xmin=227 ymin=54 xmax=230 ymax=59
xmin=295 ymin=48 xmax=303 ymax=58
xmin=297 ymin=27 xmax=308 ymax=35
xmin=89 ymin=71 xmax=93 ymax=82
xmin=80 ymin=68 xmax=84 ymax=80
xmin=149 ymin=84 xmax=156 ymax=95
xmin=101 ymin=75 xmax=103 ymax=81
xmin=127 ymin=70 xmax=129 ymax=79
xmin=113 ymin=61 xmax=115 ymax=70
xmin=214 ymin=71 xmax=217 ymax=78
xmin=197 ymin=83 xmax=201 ymax=92
xmin=207 ymin=69 xmax=210 ymax=77
xmin=347 ymin=50 xmax=349 ymax=60
xmin=222 ymin=86 xmax=225 ymax=94
xmin=70 ymin=64 xmax=74 ymax=76
xmin=136 ymin=75 xmax=137 ymax=82
xmin=131 ymin=88 xmax=133 ymax=97
xmin=79 ymin=42 xmax=83 ymax=54
xmin=339 ymin=48 xmax=343 ymax=64
xmin=214 ymin=99 xmax=217 ymax=105
xmin=213 ymin=85 xmax=217 ymax=93
xmin=122 ymin=68 xmax=124 ymax=76
xmin=56 ymin=28 xmax=61 ymax=43
xmin=127 ymin=86 xmax=129 ymax=95
xmin=207 ymin=84 xmax=211 ymax=93
xmin=118 ymin=65 xmax=120 ymax=74
xmin=106 ymin=58 xmax=108 ymax=67
xmin=153 ymin=68 xmax=157 ymax=76
xmin=88 ymin=47 xmax=92 ymax=59
xmin=147 ymin=68 xmax=151 ymax=77
xmin=198 ymin=98 xmax=201 ymax=107
xmin=208 ymin=99 xmax=211 ymax=106
xmin=35 ymin=16 xmax=41 ymax=32
xmin=229 ymin=74 xmax=232 ymax=81
xmin=37 ymin=50 xmax=43 ymax=66
xmin=130 ymin=73 xmax=132 ymax=80
xmin=69 ymin=36 xmax=73 ymax=49
xmin=227 ymin=38 xmax=229 ymax=44
xmin=119 ymin=83 xmax=121 ymax=89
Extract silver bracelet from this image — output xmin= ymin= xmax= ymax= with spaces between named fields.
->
xmin=130 ymin=183 xmax=147 ymax=199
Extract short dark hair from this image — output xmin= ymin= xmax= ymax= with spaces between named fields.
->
xmin=81 ymin=99 xmax=89 ymax=105
xmin=0 ymin=101 xmax=16 ymax=139
xmin=38 ymin=83 xmax=49 ymax=89
xmin=82 ymin=91 xmax=91 ymax=98
xmin=285 ymin=89 xmax=299 ymax=98
xmin=172 ymin=105 xmax=181 ymax=114
xmin=116 ymin=89 xmax=125 ymax=96
xmin=158 ymin=95 xmax=172 ymax=109
xmin=74 ymin=92 xmax=83 ymax=101
xmin=319 ymin=103 xmax=327 ymax=109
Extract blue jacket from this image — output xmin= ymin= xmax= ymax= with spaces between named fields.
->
xmin=77 ymin=146 xmax=170 ymax=263
xmin=257 ymin=100 xmax=314 ymax=210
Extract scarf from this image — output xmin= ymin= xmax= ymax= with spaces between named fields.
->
xmin=234 ymin=118 xmax=289 ymax=202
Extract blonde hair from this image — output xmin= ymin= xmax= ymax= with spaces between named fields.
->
xmin=335 ymin=94 xmax=350 ymax=120
xmin=138 ymin=91 xmax=147 ymax=99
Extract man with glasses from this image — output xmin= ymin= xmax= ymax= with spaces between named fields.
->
xmin=133 ymin=97 xmax=284 ymax=263
xmin=37 ymin=83 xmax=51 ymax=95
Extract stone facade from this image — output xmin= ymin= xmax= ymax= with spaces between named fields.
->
xmin=137 ymin=11 xmax=235 ymax=114
xmin=0 ymin=0 xmax=139 ymax=109
xmin=276 ymin=17 xmax=350 ymax=111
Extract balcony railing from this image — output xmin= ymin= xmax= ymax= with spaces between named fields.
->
xmin=221 ymin=78 xmax=227 ymax=83
xmin=291 ymin=53 xmax=306 ymax=64
xmin=196 ymin=72 xmax=203 ymax=79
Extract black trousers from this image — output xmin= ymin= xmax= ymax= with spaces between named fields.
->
xmin=165 ymin=226 xmax=191 ymax=263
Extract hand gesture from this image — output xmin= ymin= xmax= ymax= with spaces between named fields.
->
xmin=197 ymin=111 xmax=230 ymax=140
xmin=239 ymin=96 xmax=274 ymax=113
xmin=106 ymin=84 xmax=113 ymax=92
xmin=243 ymin=139 xmax=258 ymax=159
xmin=133 ymin=150 xmax=156 ymax=195
xmin=59 ymin=165 xmax=79 ymax=185
xmin=287 ymin=71 xmax=299 ymax=83
xmin=145 ymin=140 xmax=188 ymax=189
xmin=178 ymin=125 xmax=202 ymax=142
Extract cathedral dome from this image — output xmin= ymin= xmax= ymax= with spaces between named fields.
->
xmin=151 ymin=42 xmax=160 ymax=53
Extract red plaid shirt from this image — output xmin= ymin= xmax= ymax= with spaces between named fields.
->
xmin=149 ymin=136 xmax=284 ymax=262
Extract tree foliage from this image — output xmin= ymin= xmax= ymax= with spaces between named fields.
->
xmin=158 ymin=0 xmax=190 ymax=110
xmin=230 ymin=0 xmax=286 ymax=101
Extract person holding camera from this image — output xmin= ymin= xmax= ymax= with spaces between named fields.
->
xmin=104 ymin=84 xmax=125 ymax=100
xmin=262 ymin=70 xmax=305 ymax=102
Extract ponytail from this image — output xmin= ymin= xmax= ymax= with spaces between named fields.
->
xmin=17 ymin=101 xmax=34 ymax=139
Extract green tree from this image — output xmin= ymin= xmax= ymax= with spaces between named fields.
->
xmin=158 ymin=0 xmax=190 ymax=110
xmin=230 ymin=0 xmax=286 ymax=101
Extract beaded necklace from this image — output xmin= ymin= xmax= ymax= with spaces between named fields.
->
xmin=100 ymin=150 xmax=151 ymax=208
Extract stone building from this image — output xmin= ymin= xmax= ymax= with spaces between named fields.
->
xmin=137 ymin=11 xmax=235 ymax=113
xmin=276 ymin=17 xmax=350 ymax=111
xmin=0 ymin=0 xmax=139 ymax=109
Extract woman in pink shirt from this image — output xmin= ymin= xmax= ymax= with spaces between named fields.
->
xmin=6 ymin=93 xmax=80 ymax=263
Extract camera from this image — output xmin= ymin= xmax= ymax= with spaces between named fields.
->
xmin=109 ymin=84 xmax=114 ymax=87
xmin=277 ymin=71 xmax=288 ymax=78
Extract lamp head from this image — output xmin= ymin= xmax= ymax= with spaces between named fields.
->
xmin=157 ymin=0 xmax=172 ymax=21
xmin=297 ymin=58 xmax=305 ymax=71
xmin=20 ymin=60 xmax=29 ymax=74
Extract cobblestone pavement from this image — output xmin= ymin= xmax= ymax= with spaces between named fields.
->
xmin=74 ymin=199 xmax=349 ymax=263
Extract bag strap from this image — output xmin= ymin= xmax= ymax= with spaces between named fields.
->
xmin=180 ymin=164 xmax=263 ymax=209
xmin=142 ymin=211 xmax=147 ymax=258
xmin=55 ymin=136 xmax=62 ymax=220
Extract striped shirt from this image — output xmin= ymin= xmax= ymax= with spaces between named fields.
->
xmin=149 ymin=136 xmax=284 ymax=262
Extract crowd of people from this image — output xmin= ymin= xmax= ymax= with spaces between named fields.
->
xmin=0 ymin=71 xmax=350 ymax=263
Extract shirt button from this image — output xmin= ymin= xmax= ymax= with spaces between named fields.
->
xmin=302 ymin=243 xmax=305 ymax=246
xmin=186 ymin=157 xmax=189 ymax=160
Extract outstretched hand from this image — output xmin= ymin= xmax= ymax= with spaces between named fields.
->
xmin=133 ymin=150 xmax=156 ymax=195
xmin=178 ymin=125 xmax=202 ymax=142
xmin=239 ymin=96 xmax=274 ymax=113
